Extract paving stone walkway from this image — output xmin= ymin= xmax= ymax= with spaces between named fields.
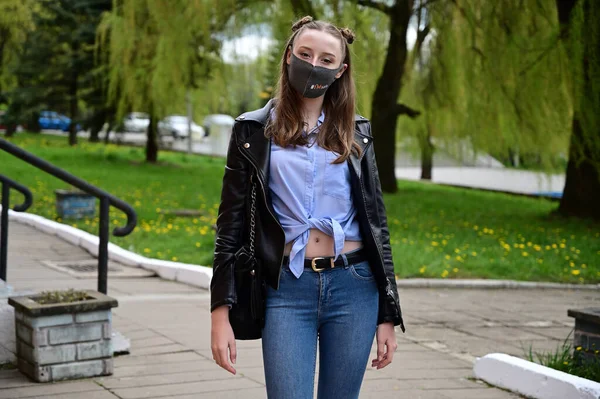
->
xmin=1 ymin=220 xmax=599 ymax=398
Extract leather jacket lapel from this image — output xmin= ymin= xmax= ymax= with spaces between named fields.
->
xmin=348 ymin=122 xmax=372 ymax=180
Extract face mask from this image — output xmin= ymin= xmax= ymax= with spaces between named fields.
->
xmin=287 ymin=53 xmax=344 ymax=98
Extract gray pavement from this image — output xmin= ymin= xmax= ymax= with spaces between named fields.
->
xmin=1 ymin=221 xmax=598 ymax=398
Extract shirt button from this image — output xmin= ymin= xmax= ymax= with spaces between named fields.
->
xmin=363 ymin=138 xmax=369 ymax=143
xmin=244 ymin=143 xmax=250 ymax=148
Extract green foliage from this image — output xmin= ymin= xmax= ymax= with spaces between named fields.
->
xmin=98 ymin=0 xmax=243 ymax=120
xmin=566 ymin=0 xmax=600 ymax=170
xmin=526 ymin=332 xmax=600 ymax=382
xmin=401 ymin=0 xmax=572 ymax=171
xmin=35 ymin=289 xmax=91 ymax=305
xmin=0 ymin=0 xmax=35 ymax=92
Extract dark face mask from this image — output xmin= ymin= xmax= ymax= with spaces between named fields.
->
xmin=287 ymin=53 xmax=344 ymax=98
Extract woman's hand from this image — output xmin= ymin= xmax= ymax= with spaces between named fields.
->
xmin=372 ymin=322 xmax=397 ymax=370
xmin=211 ymin=306 xmax=237 ymax=375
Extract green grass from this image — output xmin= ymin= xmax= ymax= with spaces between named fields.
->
xmin=1 ymin=132 xmax=599 ymax=283
xmin=526 ymin=333 xmax=600 ymax=382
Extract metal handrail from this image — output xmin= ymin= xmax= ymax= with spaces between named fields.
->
xmin=0 ymin=175 xmax=33 ymax=282
xmin=0 ymin=138 xmax=137 ymax=294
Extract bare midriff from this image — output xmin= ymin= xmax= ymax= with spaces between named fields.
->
xmin=283 ymin=228 xmax=363 ymax=257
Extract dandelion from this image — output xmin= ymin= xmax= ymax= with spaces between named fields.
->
xmin=533 ymin=245 xmax=541 ymax=252
xmin=572 ymin=270 xmax=581 ymax=276
xmin=456 ymin=256 xmax=464 ymax=262
xmin=453 ymin=268 xmax=459 ymax=273
xmin=455 ymin=248 xmax=461 ymax=253
xmin=431 ymin=241 xmax=439 ymax=247
xmin=143 ymin=248 xmax=151 ymax=254
xmin=471 ymin=251 xmax=477 ymax=256
xmin=560 ymin=243 xmax=566 ymax=249
xmin=522 ymin=252 xmax=529 ymax=257
xmin=441 ymin=270 xmax=449 ymax=278
xmin=445 ymin=255 xmax=451 ymax=260
xmin=195 ymin=242 xmax=201 ymax=247
xmin=563 ymin=361 xmax=569 ymax=365
xmin=545 ymin=245 xmax=551 ymax=250
xmin=576 ymin=346 xmax=582 ymax=351
xmin=552 ymin=244 xmax=557 ymax=249
xmin=582 ymin=264 xmax=587 ymax=269
xmin=537 ymin=259 xmax=543 ymax=264
xmin=172 ymin=257 xmax=178 ymax=261
xmin=419 ymin=266 xmax=427 ymax=274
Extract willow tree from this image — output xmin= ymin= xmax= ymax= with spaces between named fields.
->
xmin=353 ymin=0 xmax=421 ymax=193
xmin=556 ymin=0 xmax=600 ymax=220
xmin=99 ymin=0 xmax=246 ymax=162
xmin=405 ymin=1 xmax=572 ymax=182
xmin=0 ymin=0 xmax=34 ymax=93
xmin=0 ymin=0 xmax=35 ymax=135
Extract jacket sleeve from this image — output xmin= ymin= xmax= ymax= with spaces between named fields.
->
xmin=210 ymin=122 xmax=249 ymax=312
xmin=367 ymin=123 xmax=405 ymax=331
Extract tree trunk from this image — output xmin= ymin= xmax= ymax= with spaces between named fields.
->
xmin=146 ymin=113 xmax=158 ymax=163
xmin=556 ymin=0 xmax=600 ymax=220
xmin=5 ymin=124 xmax=16 ymax=137
xmin=420 ymin=130 xmax=434 ymax=180
xmin=89 ymin=126 xmax=101 ymax=142
xmin=68 ymin=71 xmax=78 ymax=146
xmin=559 ymin=120 xmax=600 ymax=219
xmin=370 ymin=0 xmax=413 ymax=193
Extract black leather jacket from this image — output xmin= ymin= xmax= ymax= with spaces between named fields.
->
xmin=210 ymin=100 xmax=404 ymax=331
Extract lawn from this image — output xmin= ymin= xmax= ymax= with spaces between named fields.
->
xmin=1 ymin=133 xmax=599 ymax=283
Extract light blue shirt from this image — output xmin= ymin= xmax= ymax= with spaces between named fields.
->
xmin=268 ymin=111 xmax=362 ymax=278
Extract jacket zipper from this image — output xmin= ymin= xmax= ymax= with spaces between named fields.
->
xmin=238 ymin=146 xmax=286 ymax=287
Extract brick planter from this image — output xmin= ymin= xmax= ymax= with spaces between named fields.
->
xmin=8 ymin=290 xmax=118 ymax=382
xmin=568 ymin=307 xmax=600 ymax=365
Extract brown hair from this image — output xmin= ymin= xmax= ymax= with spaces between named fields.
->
xmin=266 ymin=16 xmax=361 ymax=163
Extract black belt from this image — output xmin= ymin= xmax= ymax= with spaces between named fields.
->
xmin=283 ymin=248 xmax=367 ymax=272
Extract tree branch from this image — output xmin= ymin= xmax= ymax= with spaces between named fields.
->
xmin=396 ymin=103 xmax=421 ymax=118
xmin=357 ymin=0 xmax=392 ymax=15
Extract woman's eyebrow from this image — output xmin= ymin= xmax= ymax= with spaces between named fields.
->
xmin=297 ymin=46 xmax=337 ymax=58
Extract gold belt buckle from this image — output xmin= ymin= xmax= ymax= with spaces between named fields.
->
xmin=311 ymin=257 xmax=335 ymax=272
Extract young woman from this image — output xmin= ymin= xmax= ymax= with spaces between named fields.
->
xmin=211 ymin=16 xmax=404 ymax=399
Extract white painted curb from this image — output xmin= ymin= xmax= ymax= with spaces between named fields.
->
xmin=474 ymin=353 xmax=600 ymax=399
xmin=2 ymin=208 xmax=213 ymax=290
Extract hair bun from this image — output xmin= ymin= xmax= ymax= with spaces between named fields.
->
xmin=339 ymin=27 xmax=355 ymax=44
xmin=292 ymin=16 xmax=313 ymax=32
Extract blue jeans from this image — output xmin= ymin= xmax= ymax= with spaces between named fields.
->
xmin=262 ymin=253 xmax=379 ymax=399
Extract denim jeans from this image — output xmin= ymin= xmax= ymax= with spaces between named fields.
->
xmin=262 ymin=252 xmax=379 ymax=399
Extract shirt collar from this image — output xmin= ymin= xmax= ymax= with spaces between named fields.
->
xmin=307 ymin=110 xmax=325 ymax=135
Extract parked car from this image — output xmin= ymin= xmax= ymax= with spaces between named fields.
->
xmin=123 ymin=112 xmax=150 ymax=133
xmin=39 ymin=111 xmax=78 ymax=132
xmin=158 ymin=115 xmax=206 ymax=140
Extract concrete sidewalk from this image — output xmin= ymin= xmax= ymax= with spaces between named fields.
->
xmin=1 ymin=221 xmax=597 ymax=398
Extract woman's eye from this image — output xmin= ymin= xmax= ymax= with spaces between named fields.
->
xmin=301 ymin=52 xmax=310 ymax=58
xmin=323 ymin=59 xmax=332 ymax=64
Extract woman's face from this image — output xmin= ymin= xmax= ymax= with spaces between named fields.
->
xmin=287 ymin=29 xmax=347 ymax=79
